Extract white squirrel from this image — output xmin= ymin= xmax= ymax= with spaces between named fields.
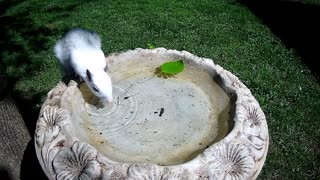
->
xmin=54 ymin=28 xmax=113 ymax=102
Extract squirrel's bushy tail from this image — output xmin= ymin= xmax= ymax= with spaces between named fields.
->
xmin=54 ymin=28 xmax=103 ymax=75
xmin=54 ymin=40 xmax=74 ymax=75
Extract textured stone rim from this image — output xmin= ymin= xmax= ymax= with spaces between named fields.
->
xmin=35 ymin=48 xmax=269 ymax=180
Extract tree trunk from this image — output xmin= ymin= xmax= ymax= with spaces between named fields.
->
xmin=0 ymin=68 xmax=31 ymax=179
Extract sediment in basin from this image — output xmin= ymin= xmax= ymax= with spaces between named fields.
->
xmin=63 ymin=54 xmax=232 ymax=165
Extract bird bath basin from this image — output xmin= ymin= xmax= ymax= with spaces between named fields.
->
xmin=35 ymin=48 xmax=269 ymax=179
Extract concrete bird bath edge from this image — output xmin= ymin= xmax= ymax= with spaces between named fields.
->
xmin=35 ymin=48 xmax=269 ymax=180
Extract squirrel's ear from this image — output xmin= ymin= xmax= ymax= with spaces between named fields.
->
xmin=86 ymin=69 xmax=92 ymax=82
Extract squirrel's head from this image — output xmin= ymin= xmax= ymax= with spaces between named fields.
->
xmin=86 ymin=69 xmax=113 ymax=102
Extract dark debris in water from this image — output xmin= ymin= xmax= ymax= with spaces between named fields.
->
xmin=159 ymin=108 xmax=164 ymax=117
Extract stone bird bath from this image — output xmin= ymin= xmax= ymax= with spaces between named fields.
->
xmin=35 ymin=48 xmax=269 ymax=179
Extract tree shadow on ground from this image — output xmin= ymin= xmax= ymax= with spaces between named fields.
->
xmin=239 ymin=0 xmax=320 ymax=81
xmin=20 ymin=140 xmax=47 ymax=180
xmin=0 ymin=0 xmax=91 ymax=178
xmin=0 ymin=0 xmax=62 ymax=141
xmin=0 ymin=0 xmax=76 ymax=81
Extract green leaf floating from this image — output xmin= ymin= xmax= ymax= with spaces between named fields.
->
xmin=160 ymin=60 xmax=184 ymax=75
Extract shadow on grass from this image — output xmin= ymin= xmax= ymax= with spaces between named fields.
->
xmin=0 ymin=0 xmax=55 ymax=139
xmin=0 ymin=0 xmax=76 ymax=81
xmin=239 ymin=0 xmax=320 ymax=80
xmin=0 ymin=1 xmax=91 ymax=179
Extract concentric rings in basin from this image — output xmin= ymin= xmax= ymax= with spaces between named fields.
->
xmin=72 ymin=57 xmax=231 ymax=165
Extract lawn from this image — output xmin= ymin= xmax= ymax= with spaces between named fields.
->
xmin=1 ymin=0 xmax=320 ymax=179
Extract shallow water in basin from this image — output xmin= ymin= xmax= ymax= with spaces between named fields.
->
xmin=66 ymin=57 xmax=231 ymax=166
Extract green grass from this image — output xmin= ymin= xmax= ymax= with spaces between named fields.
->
xmin=304 ymin=0 xmax=320 ymax=5
xmin=2 ymin=0 xmax=320 ymax=179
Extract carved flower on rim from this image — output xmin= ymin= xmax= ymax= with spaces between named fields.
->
xmin=225 ymin=71 xmax=243 ymax=89
xmin=205 ymin=144 xmax=254 ymax=180
xmin=41 ymin=82 xmax=67 ymax=108
xmin=47 ymin=81 xmax=67 ymax=99
xmin=127 ymin=164 xmax=162 ymax=180
xmin=35 ymin=106 xmax=68 ymax=147
xmin=238 ymin=103 xmax=267 ymax=138
xmin=237 ymin=103 xmax=268 ymax=161
xmin=161 ymin=168 xmax=203 ymax=180
xmin=53 ymin=141 xmax=101 ymax=180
